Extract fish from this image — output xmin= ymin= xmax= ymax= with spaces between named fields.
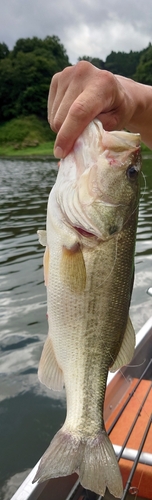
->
xmin=33 ymin=120 xmax=141 ymax=497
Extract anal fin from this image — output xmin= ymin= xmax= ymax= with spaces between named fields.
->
xmin=110 ymin=316 xmax=135 ymax=372
xmin=38 ymin=335 xmax=64 ymax=391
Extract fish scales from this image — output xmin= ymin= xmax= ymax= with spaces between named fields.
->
xmin=34 ymin=120 xmax=142 ymax=497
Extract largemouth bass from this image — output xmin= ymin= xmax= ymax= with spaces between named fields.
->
xmin=34 ymin=120 xmax=141 ymax=497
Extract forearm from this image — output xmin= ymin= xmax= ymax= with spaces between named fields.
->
xmin=116 ymin=76 xmax=152 ymax=149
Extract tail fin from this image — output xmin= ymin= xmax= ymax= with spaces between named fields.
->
xmin=33 ymin=429 xmax=123 ymax=498
xmin=79 ymin=432 xmax=123 ymax=497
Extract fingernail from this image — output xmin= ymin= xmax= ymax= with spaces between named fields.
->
xmin=54 ymin=146 xmax=63 ymax=158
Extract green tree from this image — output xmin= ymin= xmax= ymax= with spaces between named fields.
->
xmin=43 ymin=35 xmax=70 ymax=68
xmin=12 ymin=37 xmax=43 ymax=56
xmin=0 ymin=42 xmax=9 ymax=59
xmin=12 ymin=35 xmax=70 ymax=69
xmin=0 ymin=36 xmax=71 ymax=121
xmin=134 ymin=44 xmax=152 ymax=85
xmin=105 ymin=50 xmax=143 ymax=78
xmin=0 ymin=57 xmax=14 ymax=120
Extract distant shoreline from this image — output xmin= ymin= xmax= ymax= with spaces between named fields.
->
xmin=0 ymin=154 xmax=58 ymax=161
xmin=0 ymin=145 xmax=151 ymax=162
xmin=0 ymin=114 xmax=151 ymax=160
xmin=0 ymin=152 xmax=152 ymax=162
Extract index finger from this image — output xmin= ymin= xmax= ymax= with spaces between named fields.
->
xmin=53 ymin=89 xmax=103 ymax=158
xmin=47 ymin=72 xmax=60 ymax=130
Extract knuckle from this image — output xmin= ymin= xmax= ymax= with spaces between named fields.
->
xmin=62 ymin=65 xmax=73 ymax=76
xmin=51 ymin=115 xmax=62 ymax=132
xmin=73 ymin=59 xmax=93 ymax=77
xmin=69 ymin=100 xmax=88 ymax=120
xmin=50 ymin=71 xmax=60 ymax=88
xmin=103 ymin=69 xmax=113 ymax=80
xmin=57 ymin=65 xmax=73 ymax=82
xmin=99 ymin=69 xmax=115 ymax=87
xmin=75 ymin=59 xmax=90 ymax=70
xmin=49 ymin=121 xmax=58 ymax=133
xmin=99 ymin=112 xmax=121 ymax=131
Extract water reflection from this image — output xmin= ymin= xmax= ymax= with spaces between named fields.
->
xmin=0 ymin=157 xmax=152 ymax=499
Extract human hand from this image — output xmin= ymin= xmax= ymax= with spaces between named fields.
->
xmin=48 ymin=61 xmax=136 ymax=158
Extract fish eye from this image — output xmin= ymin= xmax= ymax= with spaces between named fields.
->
xmin=127 ymin=164 xmax=138 ymax=181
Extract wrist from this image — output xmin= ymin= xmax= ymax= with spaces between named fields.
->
xmin=116 ymin=76 xmax=152 ymax=148
xmin=116 ymin=76 xmax=144 ymax=126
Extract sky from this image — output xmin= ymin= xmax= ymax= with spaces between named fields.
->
xmin=0 ymin=0 xmax=151 ymax=64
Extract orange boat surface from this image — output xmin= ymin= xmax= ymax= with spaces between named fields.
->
xmin=105 ymin=377 xmax=152 ymax=499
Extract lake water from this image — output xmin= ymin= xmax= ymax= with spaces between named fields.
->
xmin=0 ymin=157 xmax=152 ymax=500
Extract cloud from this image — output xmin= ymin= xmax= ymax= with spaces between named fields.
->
xmin=0 ymin=0 xmax=151 ymax=63
xmin=64 ymin=20 xmax=150 ymax=63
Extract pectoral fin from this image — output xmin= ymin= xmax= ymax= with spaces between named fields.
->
xmin=43 ymin=246 xmax=50 ymax=287
xmin=110 ymin=316 xmax=135 ymax=372
xmin=37 ymin=229 xmax=47 ymax=247
xmin=60 ymin=244 xmax=86 ymax=293
xmin=38 ymin=335 xmax=64 ymax=391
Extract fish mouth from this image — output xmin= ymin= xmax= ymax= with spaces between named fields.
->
xmin=74 ymin=226 xmax=98 ymax=239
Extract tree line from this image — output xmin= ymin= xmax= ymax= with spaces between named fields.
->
xmin=0 ymin=35 xmax=151 ymax=122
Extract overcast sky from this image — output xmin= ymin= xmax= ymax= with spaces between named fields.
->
xmin=0 ymin=0 xmax=151 ymax=63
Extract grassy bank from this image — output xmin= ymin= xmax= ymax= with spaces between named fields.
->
xmin=0 ymin=141 xmax=54 ymax=157
xmin=0 ymin=116 xmax=151 ymax=158
xmin=0 ymin=115 xmax=56 ymax=157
